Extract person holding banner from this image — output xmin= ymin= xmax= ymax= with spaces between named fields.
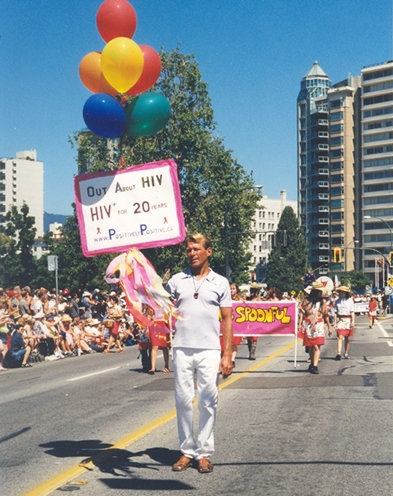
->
xmin=334 ymin=286 xmax=355 ymax=360
xmin=246 ymin=283 xmax=261 ymax=360
xmin=167 ymin=233 xmax=233 ymax=474
xmin=229 ymin=283 xmax=243 ymax=367
xmin=298 ymin=280 xmax=331 ymax=374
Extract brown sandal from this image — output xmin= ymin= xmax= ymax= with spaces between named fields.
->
xmin=172 ymin=455 xmax=192 ymax=472
xmin=198 ymin=457 xmax=213 ymax=473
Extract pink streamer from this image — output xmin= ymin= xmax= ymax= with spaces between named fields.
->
xmin=105 ymin=249 xmax=178 ymax=329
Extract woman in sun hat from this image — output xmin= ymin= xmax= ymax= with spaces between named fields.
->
xmin=333 ymin=285 xmax=355 ymax=360
xmin=298 ymin=280 xmax=332 ymax=374
xmin=103 ymin=307 xmax=125 ymax=354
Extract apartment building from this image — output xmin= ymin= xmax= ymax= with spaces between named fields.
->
xmin=297 ymin=62 xmax=361 ymax=278
xmin=297 ymin=62 xmax=332 ymax=275
xmin=362 ymin=60 xmax=393 ymax=283
xmin=252 ymin=190 xmax=297 ymax=283
xmin=0 ymin=150 xmax=44 ymax=237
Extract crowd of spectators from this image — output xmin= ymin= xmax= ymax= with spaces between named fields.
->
xmin=0 ymin=285 xmax=150 ymax=371
xmin=0 ymin=282 xmax=387 ymax=372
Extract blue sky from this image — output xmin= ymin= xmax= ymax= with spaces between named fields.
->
xmin=1 ymin=0 xmax=393 ymax=215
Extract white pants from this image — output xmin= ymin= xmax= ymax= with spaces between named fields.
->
xmin=173 ymin=348 xmax=220 ymax=460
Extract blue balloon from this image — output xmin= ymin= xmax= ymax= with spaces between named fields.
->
xmin=83 ymin=93 xmax=126 ymax=139
xmin=125 ymin=92 xmax=171 ymax=137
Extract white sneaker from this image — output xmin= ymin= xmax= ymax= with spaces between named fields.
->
xmin=344 ymin=353 xmax=349 ymax=359
xmin=45 ymin=355 xmax=60 ymax=361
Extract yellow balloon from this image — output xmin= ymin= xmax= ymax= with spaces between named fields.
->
xmin=101 ymin=37 xmax=144 ymax=93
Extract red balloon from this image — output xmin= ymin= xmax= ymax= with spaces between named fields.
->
xmin=96 ymin=0 xmax=137 ymax=43
xmin=127 ymin=45 xmax=162 ymax=96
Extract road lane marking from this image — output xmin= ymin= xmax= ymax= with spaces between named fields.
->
xmin=66 ymin=367 xmax=121 ymax=382
xmin=376 ymin=320 xmax=393 ymax=347
xmin=21 ymin=340 xmax=296 ymax=496
xmin=219 ymin=340 xmax=297 ymax=390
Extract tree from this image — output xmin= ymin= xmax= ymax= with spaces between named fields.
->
xmin=71 ymin=47 xmax=260 ymax=281
xmin=1 ymin=203 xmax=36 ymax=287
xmin=340 ymin=270 xmax=371 ymax=292
xmin=266 ymin=206 xmax=308 ymax=293
xmin=0 ymin=233 xmax=12 ymax=287
xmin=51 ymin=206 xmax=112 ymax=292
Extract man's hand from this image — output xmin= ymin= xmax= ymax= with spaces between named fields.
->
xmin=219 ymin=354 xmax=233 ymax=379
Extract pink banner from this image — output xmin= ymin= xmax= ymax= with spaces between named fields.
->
xmin=231 ymin=301 xmax=297 ymax=336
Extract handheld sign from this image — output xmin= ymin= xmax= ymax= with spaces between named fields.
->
xmin=74 ymin=159 xmax=185 ymax=257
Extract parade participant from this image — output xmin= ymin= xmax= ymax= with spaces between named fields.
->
xmin=334 ymin=285 xmax=355 ymax=360
xmin=167 ymin=233 xmax=233 ymax=474
xmin=148 ymin=318 xmax=171 ymax=374
xmin=246 ymin=283 xmax=261 ymax=360
xmin=103 ymin=307 xmax=124 ymax=353
xmin=229 ymin=283 xmax=243 ymax=367
xmin=368 ymin=295 xmax=378 ymax=328
xmin=298 ymin=280 xmax=331 ymax=374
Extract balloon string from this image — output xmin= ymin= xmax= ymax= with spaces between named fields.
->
xmin=118 ymin=135 xmax=126 ymax=169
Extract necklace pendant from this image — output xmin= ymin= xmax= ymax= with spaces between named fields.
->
xmin=194 ymin=292 xmax=199 ymax=299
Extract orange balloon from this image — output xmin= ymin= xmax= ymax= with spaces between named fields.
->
xmin=79 ymin=51 xmax=118 ymax=96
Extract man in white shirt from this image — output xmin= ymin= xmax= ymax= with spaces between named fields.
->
xmin=166 ymin=233 xmax=233 ymax=474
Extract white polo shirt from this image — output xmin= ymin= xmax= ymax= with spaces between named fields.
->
xmin=166 ymin=268 xmax=232 ymax=350
xmin=334 ymin=297 xmax=355 ymax=316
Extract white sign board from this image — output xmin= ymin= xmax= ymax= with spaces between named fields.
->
xmin=47 ymin=255 xmax=58 ymax=271
xmin=74 ymin=159 xmax=186 ymax=257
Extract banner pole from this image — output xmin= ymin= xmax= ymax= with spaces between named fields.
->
xmin=294 ymin=333 xmax=298 ymax=368
xmin=294 ymin=303 xmax=298 ymax=368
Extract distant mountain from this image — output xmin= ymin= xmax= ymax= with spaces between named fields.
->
xmin=44 ymin=212 xmax=70 ymax=232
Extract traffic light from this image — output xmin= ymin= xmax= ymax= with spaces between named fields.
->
xmin=333 ymin=248 xmax=342 ymax=263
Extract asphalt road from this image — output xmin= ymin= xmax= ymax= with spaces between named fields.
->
xmin=1 ymin=315 xmax=393 ymax=496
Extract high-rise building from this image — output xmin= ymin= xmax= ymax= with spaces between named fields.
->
xmin=361 ymin=60 xmax=393 ymax=285
xmin=327 ymin=76 xmax=362 ymax=275
xmin=0 ymin=150 xmax=44 ymax=237
xmin=297 ymin=62 xmax=361 ymax=278
xmin=297 ymin=62 xmax=332 ymax=275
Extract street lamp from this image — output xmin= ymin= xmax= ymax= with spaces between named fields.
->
xmin=225 ymin=185 xmax=263 ymax=280
xmin=344 ymin=240 xmax=359 ymax=273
